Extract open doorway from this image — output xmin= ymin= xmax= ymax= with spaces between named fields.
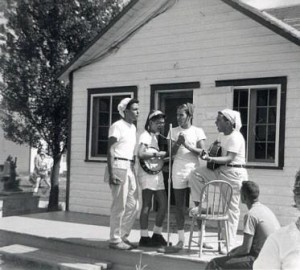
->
xmin=151 ymin=82 xmax=199 ymax=207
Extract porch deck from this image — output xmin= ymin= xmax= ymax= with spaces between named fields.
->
xmin=0 ymin=211 xmax=242 ymax=270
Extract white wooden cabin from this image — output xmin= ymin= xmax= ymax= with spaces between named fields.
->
xmin=59 ymin=0 xmax=300 ymax=227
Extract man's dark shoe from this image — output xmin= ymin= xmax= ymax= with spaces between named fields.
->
xmin=109 ymin=241 xmax=132 ymax=250
xmin=151 ymin=233 xmax=168 ymax=246
xmin=122 ymin=238 xmax=138 ymax=249
xmin=139 ymin=236 xmax=159 ymax=247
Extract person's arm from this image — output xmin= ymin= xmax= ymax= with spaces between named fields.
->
xmin=183 ymin=139 xmax=206 ymax=156
xmin=168 ymin=132 xmax=185 ymax=157
xmin=228 ymin=233 xmax=253 ymax=256
xmin=107 ymin=136 xmax=119 ymax=185
xmin=204 ymin=151 xmax=237 ymax=165
xmin=138 ymin=144 xmax=166 ymax=160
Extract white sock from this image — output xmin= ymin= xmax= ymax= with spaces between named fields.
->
xmin=141 ymin=230 xmax=149 ymax=237
xmin=178 ymin=230 xmax=185 ymax=243
xmin=153 ymin=226 xmax=162 ymax=235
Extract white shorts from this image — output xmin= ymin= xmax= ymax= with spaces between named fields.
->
xmin=138 ymin=170 xmax=165 ymax=191
xmin=172 ymin=160 xmax=199 ymax=189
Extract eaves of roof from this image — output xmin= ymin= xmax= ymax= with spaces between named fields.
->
xmin=57 ymin=0 xmax=177 ymax=84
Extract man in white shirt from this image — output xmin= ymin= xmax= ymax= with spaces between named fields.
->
xmin=106 ymin=97 xmax=139 ymax=250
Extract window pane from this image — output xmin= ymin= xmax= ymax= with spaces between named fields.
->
xmin=112 ymin=112 xmax=120 ymax=123
xmin=233 ymin=89 xmax=248 ymax=108
xmin=98 ymin=126 xmax=109 ymax=140
xmin=256 ymin=90 xmax=268 ymax=106
xmin=267 ymin=143 xmax=275 ymax=160
xmin=256 ymin=108 xmax=267 ymax=124
xmin=239 ymin=90 xmax=248 ymax=107
xmin=240 ymin=126 xmax=247 ymax=142
xmin=255 ymin=142 xmax=266 ymax=159
xmin=99 ymin=97 xmax=110 ymax=112
xmin=256 ymin=125 xmax=266 ymax=141
xmin=269 ymin=89 xmax=277 ymax=106
xmin=268 ymin=125 xmax=276 ymax=141
xmin=239 ymin=108 xmax=248 ymax=125
xmin=97 ymin=141 xmax=108 ymax=155
xmin=99 ymin=112 xmax=109 ymax=125
xmin=268 ymin=107 xmax=277 ymax=123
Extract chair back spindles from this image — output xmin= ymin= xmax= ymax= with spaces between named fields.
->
xmin=188 ymin=180 xmax=233 ymax=257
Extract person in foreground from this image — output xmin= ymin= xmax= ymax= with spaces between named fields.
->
xmin=253 ymin=170 xmax=300 ymax=270
xmin=190 ymin=109 xmax=248 ymax=252
xmin=168 ymin=103 xmax=207 ymax=249
xmin=206 ymin=180 xmax=280 ymax=270
xmin=137 ymin=110 xmax=168 ymax=247
xmin=105 ymin=97 xmax=139 ymax=250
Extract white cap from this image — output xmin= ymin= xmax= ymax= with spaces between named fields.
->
xmin=220 ymin=109 xmax=242 ymax=131
xmin=117 ymin=97 xmax=132 ymax=118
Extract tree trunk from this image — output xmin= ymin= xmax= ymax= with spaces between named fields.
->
xmin=48 ymin=154 xmax=61 ymax=211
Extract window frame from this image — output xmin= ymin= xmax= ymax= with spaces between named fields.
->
xmin=216 ymin=77 xmax=287 ymax=169
xmin=85 ymin=86 xmax=137 ymax=162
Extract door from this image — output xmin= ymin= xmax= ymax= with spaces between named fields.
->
xmin=155 ymin=90 xmax=193 ymax=206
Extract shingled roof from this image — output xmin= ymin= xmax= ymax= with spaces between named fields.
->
xmin=265 ymin=4 xmax=300 ymax=31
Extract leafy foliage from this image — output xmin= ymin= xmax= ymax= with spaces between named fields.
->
xmin=0 ymin=0 xmax=124 ymax=209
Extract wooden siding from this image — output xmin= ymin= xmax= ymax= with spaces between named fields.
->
xmin=69 ymin=0 xmax=300 ymax=225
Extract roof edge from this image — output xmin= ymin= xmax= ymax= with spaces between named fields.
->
xmin=57 ymin=0 xmax=140 ymax=83
xmin=221 ymin=0 xmax=300 ymax=46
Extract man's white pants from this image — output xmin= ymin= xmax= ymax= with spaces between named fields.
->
xmin=109 ymin=165 xmax=139 ymax=243
xmin=190 ymin=166 xmax=248 ymax=248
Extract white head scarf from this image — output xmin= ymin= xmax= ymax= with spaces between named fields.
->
xmin=220 ymin=109 xmax=242 ymax=131
xmin=117 ymin=97 xmax=132 ymax=118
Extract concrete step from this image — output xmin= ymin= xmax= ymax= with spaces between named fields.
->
xmin=0 ymin=244 xmax=112 ymax=270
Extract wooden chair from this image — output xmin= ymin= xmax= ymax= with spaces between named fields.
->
xmin=188 ymin=180 xmax=233 ymax=257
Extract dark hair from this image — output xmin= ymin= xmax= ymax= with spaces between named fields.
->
xmin=144 ymin=110 xmax=165 ymax=132
xmin=241 ymin=181 xmax=260 ymax=202
xmin=126 ymin=98 xmax=139 ymax=110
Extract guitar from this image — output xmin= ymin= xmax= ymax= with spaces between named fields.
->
xmin=139 ymin=147 xmax=165 ymax=175
xmin=206 ymin=142 xmax=222 ymax=170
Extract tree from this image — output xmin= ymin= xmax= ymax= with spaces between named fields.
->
xmin=0 ymin=0 xmax=124 ymax=210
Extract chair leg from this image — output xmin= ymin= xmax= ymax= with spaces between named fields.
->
xmin=188 ymin=217 xmax=196 ymax=251
xmin=198 ymin=220 xmax=206 ymax=257
xmin=217 ymin=220 xmax=221 ymax=252
xmin=224 ymin=220 xmax=230 ymax=253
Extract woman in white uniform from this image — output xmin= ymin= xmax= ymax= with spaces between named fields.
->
xmin=138 ymin=110 xmax=168 ymax=247
xmin=168 ymin=103 xmax=206 ymax=249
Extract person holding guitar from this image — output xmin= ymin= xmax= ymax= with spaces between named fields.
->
xmin=137 ymin=110 xmax=168 ymax=247
xmin=190 ymin=109 xmax=248 ymax=253
xmin=168 ymin=103 xmax=207 ymax=249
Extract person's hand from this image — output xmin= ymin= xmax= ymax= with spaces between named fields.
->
xmin=109 ymin=174 xmax=121 ymax=185
xmin=177 ymin=133 xmax=185 ymax=145
xmin=158 ymin=151 xmax=167 ymax=158
xmin=200 ymin=150 xmax=210 ymax=160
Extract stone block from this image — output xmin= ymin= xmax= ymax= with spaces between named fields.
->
xmin=0 ymin=192 xmax=40 ymax=217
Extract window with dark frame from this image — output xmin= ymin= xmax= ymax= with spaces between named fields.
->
xmin=216 ymin=77 xmax=286 ymax=169
xmin=86 ymin=86 xmax=137 ymax=161
xmin=233 ymin=87 xmax=278 ymax=163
